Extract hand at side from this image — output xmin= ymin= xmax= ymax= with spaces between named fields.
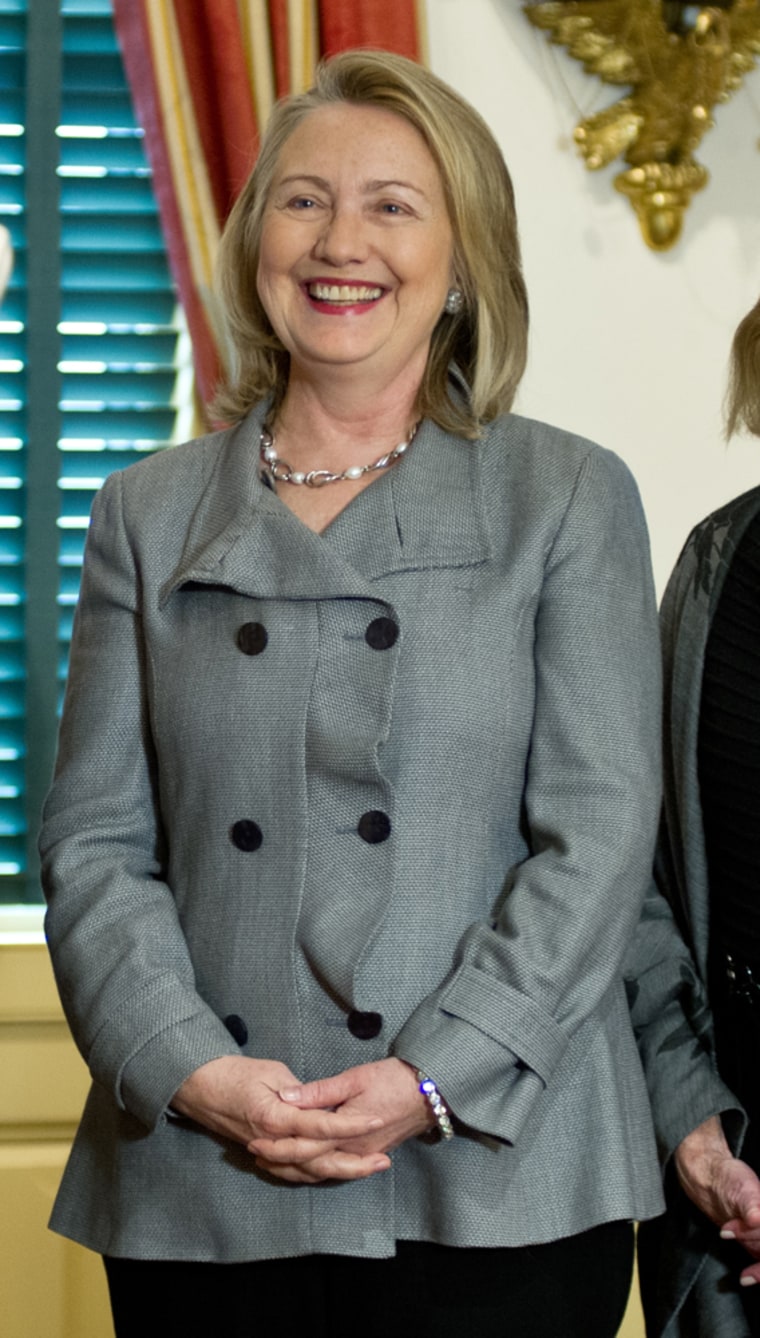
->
xmin=675 ymin=1115 xmax=760 ymax=1285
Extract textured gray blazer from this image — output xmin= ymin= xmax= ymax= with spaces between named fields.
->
xmin=625 ymin=487 xmax=760 ymax=1338
xmin=41 ymin=403 xmax=665 ymax=1261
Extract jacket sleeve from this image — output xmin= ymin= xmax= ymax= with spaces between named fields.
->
xmin=623 ymin=538 xmax=745 ymax=1165
xmin=623 ymin=876 xmax=745 ymax=1166
xmin=40 ymin=471 xmax=240 ymax=1131
xmin=393 ymin=447 xmax=663 ymax=1143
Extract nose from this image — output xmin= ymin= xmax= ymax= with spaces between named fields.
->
xmin=312 ymin=205 xmax=369 ymax=266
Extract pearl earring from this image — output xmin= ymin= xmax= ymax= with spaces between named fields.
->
xmin=445 ymin=287 xmax=463 ymax=315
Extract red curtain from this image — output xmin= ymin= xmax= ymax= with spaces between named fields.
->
xmin=112 ymin=0 xmax=424 ymax=413
xmin=320 ymin=0 xmax=420 ymax=59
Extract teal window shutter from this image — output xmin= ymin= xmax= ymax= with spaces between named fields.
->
xmin=0 ymin=0 xmax=31 ymax=893
xmin=0 ymin=0 xmax=185 ymax=903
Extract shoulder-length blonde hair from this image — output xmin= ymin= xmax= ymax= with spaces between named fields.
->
xmin=726 ymin=295 xmax=760 ymax=438
xmin=213 ymin=49 xmax=528 ymax=439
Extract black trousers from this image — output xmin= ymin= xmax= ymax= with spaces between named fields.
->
xmin=105 ymin=1221 xmax=633 ymax=1338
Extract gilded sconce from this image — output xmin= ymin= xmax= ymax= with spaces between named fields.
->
xmin=524 ymin=1 xmax=760 ymax=251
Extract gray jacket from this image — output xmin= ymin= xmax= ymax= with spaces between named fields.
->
xmin=41 ymin=404 xmax=665 ymax=1261
xmin=625 ymin=488 xmax=760 ymax=1338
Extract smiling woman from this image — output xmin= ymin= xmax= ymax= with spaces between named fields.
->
xmin=255 ymin=102 xmax=454 ymax=472
xmin=40 ymin=49 xmax=664 ymax=1338
xmin=214 ymin=51 xmax=528 ymax=445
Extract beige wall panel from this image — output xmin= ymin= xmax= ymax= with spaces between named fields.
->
xmin=0 ymin=1143 xmax=112 ymax=1338
xmin=0 ymin=943 xmax=112 ymax=1336
xmin=621 ymin=1260 xmax=646 ymax=1338
xmin=0 ymin=944 xmax=90 ymax=1132
xmin=0 ymin=1022 xmax=90 ymax=1129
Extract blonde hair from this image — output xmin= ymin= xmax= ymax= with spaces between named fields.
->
xmin=213 ymin=50 xmax=528 ymax=439
xmin=726 ymin=295 xmax=760 ymax=438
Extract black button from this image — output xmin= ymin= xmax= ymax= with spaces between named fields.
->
xmin=357 ymin=810 xmax=391 ymax=844
xmin=347 ymin=1010 xmax=383 ymax=1040
xmin=223 ymin=1014 xmax=248 ymax=1046
xmin=231 ymin=819 xmax=263 ymax=851
xmin=237 ymin=622 xmax=268 ymax=655
xmin=365 ymin=617 xmax=398 ymax=650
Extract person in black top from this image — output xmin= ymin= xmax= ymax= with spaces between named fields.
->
xmin=630 ymin=295 xmax=760 ymax=1337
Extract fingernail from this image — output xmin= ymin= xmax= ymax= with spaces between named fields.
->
xmin=741 ymin=1276 xmax=757 ymax=1287
xmin=721 ymin=1229 xmax=736 ymax=1240
xmin=280 ymin=1088 xmax=301 ymax=1102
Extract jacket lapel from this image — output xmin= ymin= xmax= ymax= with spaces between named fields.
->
xmin=322 ymin=414 xmax=492 ymax=580
xmin=160 ymin=404 xmax=492 ymax=607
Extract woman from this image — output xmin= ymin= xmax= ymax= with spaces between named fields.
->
xmin=627 ymin=296 xmax=760 ymax=1337
xmin=40 ymin=51 xmax=664 ymax=1338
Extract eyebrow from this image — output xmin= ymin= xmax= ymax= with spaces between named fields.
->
xmin=275 ymin=174 xmax=428 ymax=198
xmin=364 ymin=179 xmax=427 ymax=197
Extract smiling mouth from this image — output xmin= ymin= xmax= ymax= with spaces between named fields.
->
xmin=306 ymin=282 xmax=384 ymax=304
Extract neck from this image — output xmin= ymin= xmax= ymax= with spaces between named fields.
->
xmin=274 ymin=361 xmax=423 ymax=471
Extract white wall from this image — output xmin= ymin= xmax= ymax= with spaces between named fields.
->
xmin=425 ymin=0 xmax=760 ymax=592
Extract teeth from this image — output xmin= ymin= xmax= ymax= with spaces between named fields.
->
xmin=308 ymin=283 xmax=383 ymax=303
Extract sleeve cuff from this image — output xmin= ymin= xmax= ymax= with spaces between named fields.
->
xmin=87 ymin=975 xmax=241 ymax=1130
xmin=392 ymin=963 xmax=567 ymax=1144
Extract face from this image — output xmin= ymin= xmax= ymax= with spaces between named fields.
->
xmin=257 ymin=103 xmax=455 ymax=393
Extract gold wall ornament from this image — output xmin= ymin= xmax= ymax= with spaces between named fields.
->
xmin=524 ymin=1 xmax=760 ymax=250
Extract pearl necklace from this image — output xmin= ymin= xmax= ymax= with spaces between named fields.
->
xmin=259 ymin=422 xmax=419 ymax=488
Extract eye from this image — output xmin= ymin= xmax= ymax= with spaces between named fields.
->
xmin=378 ymin=201 xmax=408 ymax=216
xmin=276 ymin=193 xmax=326 ymax=213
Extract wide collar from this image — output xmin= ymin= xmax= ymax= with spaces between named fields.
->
xmin=160 ymin=401 xmax=493 ymax=606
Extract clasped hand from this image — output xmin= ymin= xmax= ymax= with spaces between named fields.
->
xmin=172 ymin=1055 xmax=434 ymax=1184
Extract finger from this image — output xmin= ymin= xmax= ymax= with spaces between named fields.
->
xmin=740 ymin=1261 xmax=760 ymax=1288
xmin=279 ymin=1075 xmax=358 ymax=1107
xmin=266 ymin=1103 xmax=382 ymax=1142
xmin=251 ymin=1129 xmax=397 ymax=1163
xmin=722 ymin=1221 xmax=760 ymax=1257
xmin=255 ymin=1150 xmax=391 ymax=1184
xmin=254 ymin=1154 xmax=390 ymax=1183
xmin=729 ymin=1183 xmax=760 ymax=1227
xmin=247 ymin=1135 xmax=337 ymax=1163
xmin=736 ymin=1201 xmax=760 ymax=1229
xmin=254 ymin=1160 xmax=330 ymax=1185
xmin=279 ymin=1071 xmax=362 ymax=1110
xmin=723 ymin=1216 xmax=760 ymax=1242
